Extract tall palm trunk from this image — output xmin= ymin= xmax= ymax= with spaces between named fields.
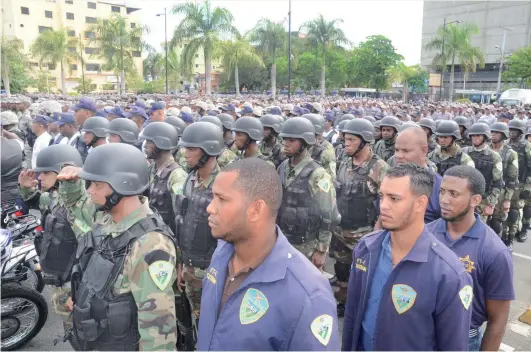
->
xmin=271 ymin=49 xmax=276 ymax=98
xmin=235 ymin=63 xmax=240 ymax=95
xmin=3 ymin=52 xmax=10 ymax=97
xmin=403 ymin=81 xmax=408 ymax=102
xmin=205 ymin=50 xmax=212 ymax=95
xmin=121 ymin=69 xmax=125 ymax=93
xmin=449 ymin=55 xmax=455 ymax=102
xmin=320 ymin=47 xmax=326 ymax=96
xmin=175 ymin=72 xmax=179 ymax=93
xmin=60 ymin=60 xmax=66 ymax=94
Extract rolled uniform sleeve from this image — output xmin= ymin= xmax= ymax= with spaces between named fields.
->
xmin=486 ymin=152 xmax=503 ymax=206
xmin=287 ymin=293 xmax=340 ymax=350
xmin=434 ymin=271 xmax=473 ymax=350
xmin=125 ymin=232 xmax=178 ymax=351
xmin=485 ymin=250 xmax=515 ymax=300
xmin=309 ymin=168 xmax=336 ymax=253
xmin=58 ymin=179 xmax=96 ymax=231
xmin=504 ymin=150 xmax=519 ymax=201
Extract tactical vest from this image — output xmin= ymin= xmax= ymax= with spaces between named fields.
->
xmin=428 ymin=140 xmax=438 ymax=154
xmin=72 ymin=135 xmax=89 ymax=162
xmin=336 ymin=155 xmax=379 ymax=230
xmin=71 ymin=214 xmax=173 ymax=351
xmin=324 ymin=130 xmax=337 ymax=144
xmin=499 ymin=145 xmax=518 ymax=189
xmin=435 ymin=150 xmax=462 ymax=176
xmin=466 ymin=148 xmax=494 ymax=195
xmin=261 ymin=141 xmax=283 ymax=168
xmin=176 ymin=172 xmax=217 ymax=269
xmin=277 ymin=160 xmax=320 ymax=244
xmin=35 ymin=201 xmax=77 ymax=286
xmin=149 ymin=162 xmax=179 ymax=232
xmin=512 ymin=140 xmax=529 ymax=183
xmin=374 ymin=139 xmax=395 ymax=162
xmin=311 ymin=140 xmax=325 ymax=162
xmin=1 ymin=138 xmax=22 ymax=202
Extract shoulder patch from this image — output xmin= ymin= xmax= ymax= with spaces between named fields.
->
xmin=392 ymin=284 xmax=417 ymax=314
xmin=310 ymin=314 xmax=333 ymax=346
xmin=148 ymin=260 xmax=173 ymax=291
xmin=317 ymin=177 xmax=331 ymax=192
xmin=239 ymin=288 xmax=269 ymax=324
xmin=459 ymin=285 xmax=473 ymax=310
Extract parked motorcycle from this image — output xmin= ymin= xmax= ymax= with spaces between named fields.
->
xmin=1 ymin=229 xmax=48 ymax=351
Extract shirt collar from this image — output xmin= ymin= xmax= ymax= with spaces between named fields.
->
xmin=288 ymin=152 xmax=313 ymax=177
xmin=155 ymin=154 xmax=177 ymax=176
xmin=98 ymin=196 xmax=152 ymax=237
xmin=431 ymin=213 xmax=483 ymax=239
xmin=366 ymin=227 xmax=433 ymax=263
xmin=193 ymin=162 xmax=220 ymax=189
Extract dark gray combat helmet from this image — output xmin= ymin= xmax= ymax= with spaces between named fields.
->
xmin=508 ymin=119 xmax=526 ymax=134
xmin=399 ymin=121 xmax=422 ymax=133
xmin=418 ymin=118 xmax=436 ymax=134
xmin=454 ymin=116 xmax=471 ymax=129
xmin=490 ymin=122 xmax=509 ymax=139
xmin=302 ymin=113 xmax=325 ymax=134
xmin=526 ymin=126 xmax=531 ymax=138
xmin=363 ymin=115 xmax=376 ymax=125
xmin=139 ymin=121 xmax=179 ymax=150
xmin=217 ymin=113 xmax=234 ymax=130
xmin=468 ymin=122 xmax=491 ymax=139
xmin=232 ymin=116 xmax=264 ymax=141
xmin=279 ymin=117 xmax=316 ymax=145
xmin=435 ymin=120 xmax=461 ymax=139
xmin=79 ymin=143 xmax=149 ymax=196
xmin=106 ymin=118 xmax=139 ymax=144
xmin=82 ymin=116 xmax=109 ymax=138
xmin=342 ymin=119 xmax=375 ymax=143
xmin=337 ymin=120 xmax=349 ymax=133
xmin=260 ymin=114 xmax=283 ymax=133
xmin=200 ymin=115 xmax=223 ymax=129
xmin=379 ymin=115 xmax=401 ymax=132
xmin=179 ymin=121 xmax=224 ymax=156
xmin=34 ymin=144 xmax=83 ymax=174
xmin=164 ymin=116 xmax=186 ymax=136
xmin=341 ymin=114 xmax=355 ymax=121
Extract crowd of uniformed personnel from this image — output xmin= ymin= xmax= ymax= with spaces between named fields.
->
xmin=0 ymin=93 xmax=528 ymax=351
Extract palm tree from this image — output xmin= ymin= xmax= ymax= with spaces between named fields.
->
xmin=88 ymin=14 xmax=149 ymax=94
xmin=388 ymin=63 xmax=423 ymax=102
xmin=155 ymin=49 xmax=182 ymax=93
xmin=249 ymin=19 xmax=286 ymax=97
xmin=300 ymin=15 xmax=349 ymax=96
xmin=1 ymin=36 xmax=27 ymax=97
xmin=30 ymin=28 xmax=78 ymax=93
xmin=215 ymin=36 xmax=264 ymax=95
xmin=170 ymin=0 xmax=237 ymax=95
xmin=143 ymin=50 xmax=164 ymax=81
xmin=425 ymin=23 xmax=485 ymax=102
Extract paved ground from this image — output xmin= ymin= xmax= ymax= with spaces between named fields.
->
xmin=19 ymin=240 xmax=531 ymax=351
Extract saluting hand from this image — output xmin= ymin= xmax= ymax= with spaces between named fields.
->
xmin=18 ymin=169 xmax=38 ymax=188
xmin=57 ymin=166 xmax=82 ymax=181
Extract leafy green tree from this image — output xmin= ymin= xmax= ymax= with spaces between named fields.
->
xmin=407 ymin=66 xmax=429 ymax=93
xmin=250 ymin=19 xmax=286 ymax=97
xmin=74 ymin=77 xmax=94 ymax=93
xmin=347 ymin=35 xmax=403 ymax=90
xmin=295 ymin=52 xmax=322 ymax=90
xmin=143 ymin=49 xmax=164 ymax=81
xmin=325 ymin=49 xmax=347 ymax=89
xmin=30 ymin=28 xmax=78 ymax=94
xmin=300 ymin=15 xmax=349 ymax=95
xmin=503 ymin=45 xmax=531 ymax=87
xmin=171 ymin=0 xmax=237 ymax=95
xmin=215 ymin=37 xmax=264 ymax=94
xmin=425 ymin=23 xmax=484 ymax=101
xmin=36 ymin=68 xmax=55 ymax=93
xmin=88 ymin=14 xmax=149 ymax=94
xmin=388 ymin=63 xmax=425 ymax=101
xmin=1 ymin=36 xmax=30 ymax=96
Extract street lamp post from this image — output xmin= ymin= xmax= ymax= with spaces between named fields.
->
xmin=439 ymin=17 xmax=463 ymax=102
xmin=287 ymin=0 xmax=292 ymax=101
xmin=495 ymin=26 xmax=512 ymax=96
xmin=156 ymin=8 xmax=168 ymax=95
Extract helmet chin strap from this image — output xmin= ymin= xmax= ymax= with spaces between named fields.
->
xmin=292 ymin=140 xmax=307 ymax=158
xmin=97 ymin=190 xmax=123 ymax=211
xmin=191 ymin=150 xmax=210 ymax=172
xmin=353 ymin=140 xmax=367 ymax=156
xmin=148 ymin=146 xmax=161 ymax=160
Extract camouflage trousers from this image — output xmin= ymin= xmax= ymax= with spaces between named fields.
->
xmin=182 ymin=265 xmax=205 ymax=322
xmin=508 ymin=185 xmax=531 ymax=235
xmin=292 ymin=239 xmax=319 ymax=262
xmin=51 ymin=284 xmax=71 ymax=318
xmin=476 ymin=199 xmax=493 ymax=223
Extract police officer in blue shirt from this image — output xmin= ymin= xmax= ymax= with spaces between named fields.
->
xmin=426 ymin=165 xmax=514 ymax=351
xmin=199 ymin=158 xmax=340 ymax=351
xmin=342 ymin=163 xmax=473 ymax=351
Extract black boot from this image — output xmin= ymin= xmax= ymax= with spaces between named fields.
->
xmin=517 ymin=224 xmax=529 ymax=243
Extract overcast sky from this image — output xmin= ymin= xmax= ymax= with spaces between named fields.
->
xmin=119 ymin=0 xmax=424 ymax=65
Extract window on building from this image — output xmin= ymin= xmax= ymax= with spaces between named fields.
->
xmin=87 ymin=2 xmax=96 ymax=9
xmin=195 ymin=64 xmax=199 ymax=68
xmin=86 ymin=63 xmax=100 ymax=71
xmin=84 ymin=31 xmax=95 ymax=39
xmin=85 ymin=47 xmax=97 ymax=54
xmin=39 ymin=26 xmax=52 ymax=33
xmin=21 ymin=7 xmax=29 ymax=15
xmin=89 ymin=84 xmax=97 ymax=90
xmin=65 ymin=0 xmax=73 ymax=4
xmin=130 ymin=23 xmax=136 ymax=28
xmin=71 ymin=64 xmax=77 ymax=70
xmin=68 ymin=47 xmax=76 ymax=53
xmin=30 ymin=62 xmax=39 ymax=67
xmin=111 ymin=6 xmax=120 ymax=13
xmin=66 ymin=12 xmax=74 ymax=20
xmin=67 ymin=30 xmax=75 ymax=37
xmin=132 ymin=51 xmax=141 ymax=57
xmin=85 ymin=17 xmax=96 ymax=23
xmin=48 ymin=63 xmax=56 ymax=70
xmin=45 ymin=10 xmax=53 ymax=18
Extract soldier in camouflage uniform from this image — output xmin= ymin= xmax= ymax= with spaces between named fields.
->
xmin=331 ymin=119 xmax=388 ymax=312
xmin=454 ymin=116 xmax=472 ymax=148
xmin=277 ymin=117 xmax=338 ymax=271
xmin=201 ymin=116 xmax=238 ymax=168
xmin=106 ymin=117 xmax=140 ymax=145
xmin=57 ymin=143 xmax=178 ymax=351
xmin=17 ymin=98 xmax=32 ymax=139
xmin=231 ymin=116 xmax=274 ymax=166
xmin=217 ymin=113 xmax=236 ymax=148
xmin=462 ymin=123 xmax=504 ymax=223
xmin=334 ymin=120 xmax=350 ymax=170
xmin=418 ymin=117 xmax=439 ymax=153
xmin=303 ymin=113 xmax=337 ymax=178
xmin=259 ymin=114 xmax=286 ymax=168
xmin=428 ymin=120 xmax=475 ymax=176
xmin=18 ymin=145 xmax=84 ymax=336
xmin=172 ymin=122 xmax=224 ymax=323
xmin=1 ymin=111 xmax=24 ymax=139
xmin=507 ymin=119 xmax=531 ymax=242
xmin=490 ymin=122 xmax=519 ymax=249
xmin=373 ymin=115 xmax=401 ymax=162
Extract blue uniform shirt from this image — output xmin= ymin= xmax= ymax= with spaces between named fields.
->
xmin=425 ymin=172 xmax=442 ymax=223
xmin=361 ymin=232 xmax=393 ymax=351
xmin=342 ymin=228 xmax=473 ymax=351
xmin=427 ymin=215 xmax=515 ymax=329
xmin=197 ymin=228 xmax=340 ymax=351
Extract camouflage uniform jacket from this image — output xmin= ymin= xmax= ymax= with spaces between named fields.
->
xmin=428 ymin=143 xmax=475 ymax=170
xmin=18 ymin=110 xmax=32 ymax=138
xmin=462 ymin=144 xmax=503 ymax=206
xmin=386 ymin=155 xmax=438 ymax=174
xmin=259 ymin=137 xmax=286 ymax=168
xmin=508 ymin=139 xmax=531 ymax=192
xmin=373 ymin=138 xmax=395 ymax=162
xmin=241 ymin=148 xmax=276 ymax=168
xmin=491 ymin=142 xmax=519 ymax=201
xmin=148 ymin=153 xmax=188 ymax=199
xmin=175 ymin=147 xmax=237 ymax=171
xmin=309 ymin=137 xmax=337 ymax=179
xmin=59 ymin=180 xmax=178 ymax=351
xmin=282 ymin=153 xmax=336 ymax=252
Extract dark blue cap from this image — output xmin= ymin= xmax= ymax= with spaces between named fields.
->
xmin=291 ymin=106 xmax=302 ymax=116
xmin=96 ymin=110 xmax=108 ymax=118
xmin=33 ymin=114 xmax=50 ymax=124
xmin=207 ymin=110 xmax=218 ymax=116
xmin=56 ymin=112 xmax=76 ymax=125
xmin=300 ymin=108 xmax=310 ymax=115
xmin=134 ymin=100 xmax=146 ymax=110
xmin=241 ymin=106 xmax=253 ymax=114
xmin=353 ymin=109 xmax=362 ymax=116
xmin=269 ymin=107 xmax=282 ymax=115
xmin=498 ymin=112 xmax=513 ymax=120
xmin=72 ymin=98 xmax=97 ymax=112
xmin=147 ymin=101 xmax=165 ymax=114
xmin=304 ymin=103 xmax=314 ymax=111
xmin=124 ymin=106 xmax=148 ymax=119
xmin=106 ymin=106 xmax=126 ymax=118
xmin=220 ymin=103 xmax=236 ymax=112
xmin=324 ymin=111 xmax=334 ymax=121
xmin=179 ymin=111 xmax=193 ymax=123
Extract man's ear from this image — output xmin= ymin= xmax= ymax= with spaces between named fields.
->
xmin=247 ymin=199 xmax=266 ymax=223
xmin=471 ymin=194 xmax=482 ymax=208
